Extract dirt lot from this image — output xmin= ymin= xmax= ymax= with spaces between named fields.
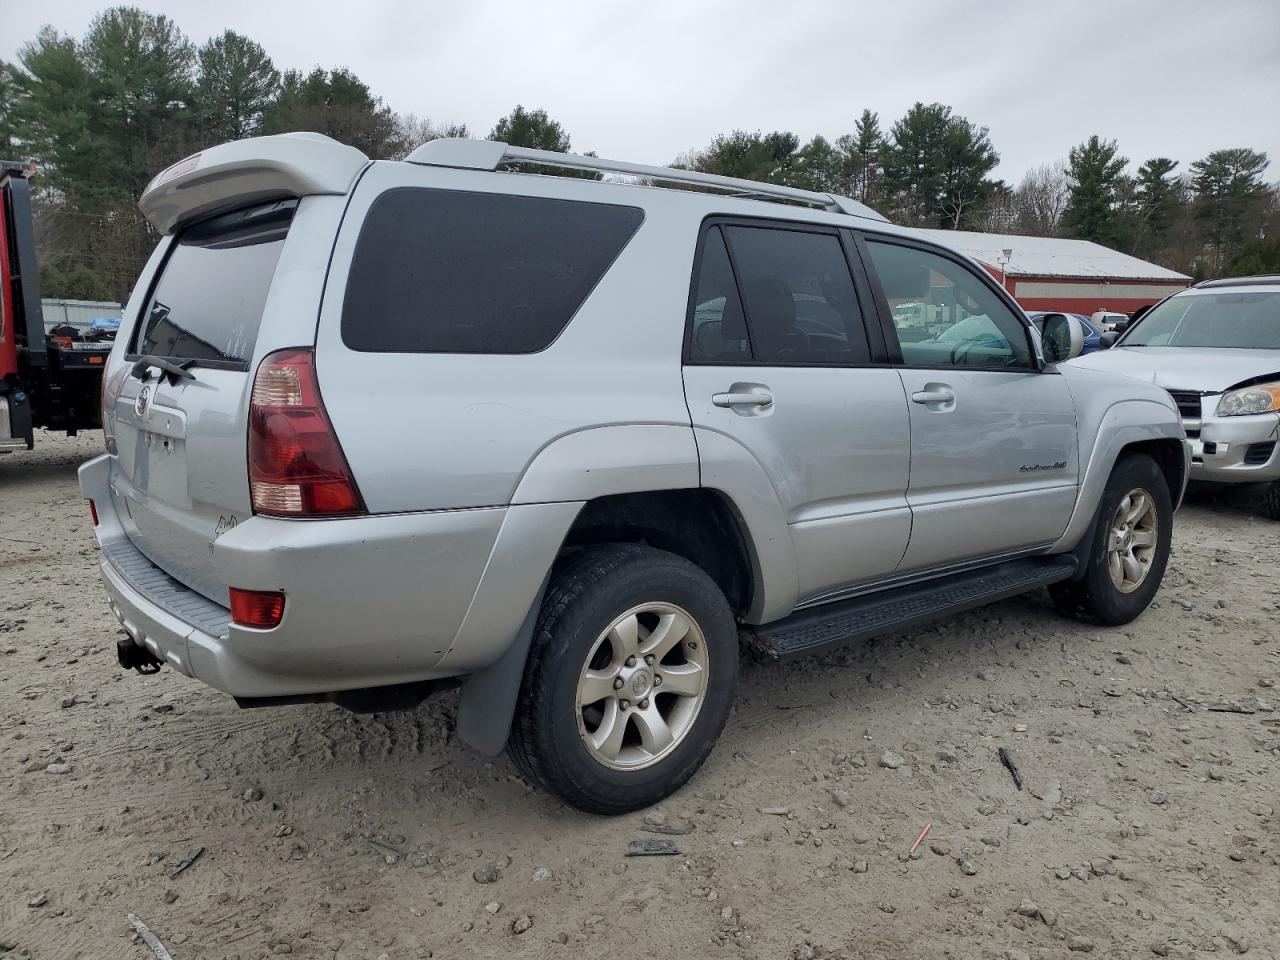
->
xmin=2 ymin=433 xmax=1278 ymax=960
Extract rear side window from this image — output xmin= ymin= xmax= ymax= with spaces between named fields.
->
xmin=342 ymin=189 xmax=644 ymax=354
xmin=688 ymin=221 xmax=872 ymax=365
xmin=725 ymin=226 xmax=871 ymax=364
xmin=689 ymin=228 xmax=749 ymax=362
xmin=134 ymin=199 xmax=295 ymax=368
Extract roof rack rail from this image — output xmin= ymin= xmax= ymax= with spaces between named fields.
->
xmin=405 ymin=138 xmax=888 ymax=222
xmin=1194 ymin=274 xmax=1280 ymax=288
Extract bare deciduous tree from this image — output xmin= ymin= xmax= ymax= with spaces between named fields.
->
xmin=390 ymin=113 xmax=470 ymax=159
xmin=1014 ymin=161 xmax=1070 ymax=236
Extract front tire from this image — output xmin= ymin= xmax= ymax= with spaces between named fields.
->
xmin=1262 ymin=480 xmax=1280 ymax=520
xmin=507 ymin=544 xmax=738 ymax=815
xmin=1051 ymin=452 xmax=1173 ymax=625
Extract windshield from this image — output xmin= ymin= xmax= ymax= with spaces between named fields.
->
xmin=1123 ymin=291 xmax=1280 ymax=349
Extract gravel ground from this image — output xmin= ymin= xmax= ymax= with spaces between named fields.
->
xmin=2 ymin=433 xmax=1279 ymax=960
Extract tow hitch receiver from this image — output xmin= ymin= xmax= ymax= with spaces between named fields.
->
xmin=117 ymin=637 xmax=163 ymax=675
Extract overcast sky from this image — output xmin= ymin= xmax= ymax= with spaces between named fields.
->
xmin=5 ymin=0 xmax=1279 ymax=183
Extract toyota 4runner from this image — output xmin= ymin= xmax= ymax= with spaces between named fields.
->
xmin=80 ymin=133 xmax=1188 ymax=813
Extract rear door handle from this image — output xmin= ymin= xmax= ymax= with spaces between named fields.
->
xmin=712 ymin=391 xmax=773 ymax=408
xmin=911 ymin=387 xmax=955 ymax=405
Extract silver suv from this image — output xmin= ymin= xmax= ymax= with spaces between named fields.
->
xmin=80 ymin=133 xmax=1188 ymax=813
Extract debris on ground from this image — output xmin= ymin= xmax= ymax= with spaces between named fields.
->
xmin=998 ymin=747 xmax=1024 ymax=791
xmin=128 ymin=913 xmax=175 ymax=960
xmin=169 ymin=845 xmax=205 ymax=879
xmin=626 ymin=839 xmax=680 ymax=857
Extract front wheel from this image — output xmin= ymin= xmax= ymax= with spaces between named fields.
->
xmin=507 ymin=544 xmax=738 ymax=814
xmin=1261 ymin=480 xmax=1280 ymax=520
xmin=1051 ymin=453 xmax=1173 ymax=625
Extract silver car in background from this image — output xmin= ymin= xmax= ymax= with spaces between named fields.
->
xmin=1071 ymin=276 xmax=1280 ymax=517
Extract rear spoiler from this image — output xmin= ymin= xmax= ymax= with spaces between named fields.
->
xmin=139 ymin=133 xmax=369 ymax=235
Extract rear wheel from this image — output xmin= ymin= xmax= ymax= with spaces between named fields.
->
xmin=508 ymin=544 xmax=738 ymax=814
xmin=1051 ymin=453 xmax=1173 ymax=625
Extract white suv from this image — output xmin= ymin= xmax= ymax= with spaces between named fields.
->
xmin=1074 ymin=276 xmax=1280 ymax=516
xmin=81 ymin=133 xmax=1187 ymax=812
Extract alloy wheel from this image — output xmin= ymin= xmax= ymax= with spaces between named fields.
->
xmin=575 ymin=602 xmax=709 ymax=771
xmin=1107 ymin=487 xmax=1159 ymax=593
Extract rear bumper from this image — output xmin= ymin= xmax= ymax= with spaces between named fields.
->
xmin=79 ymin=453 xmax=521 ymax=699
xmin=1190 ymin=412 xmax=1280 ymax=483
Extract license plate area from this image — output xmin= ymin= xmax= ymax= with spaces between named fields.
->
xmin=116 ymin=392 xmax=192 ymax=510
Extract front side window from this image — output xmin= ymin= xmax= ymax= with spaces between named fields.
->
xmin=865 ymin=240 xmax=1032 ymax=369
xmin=1123 ymin=291 xmax=1280 ymax=349
xmin=134 ymin=199 xmax=295 ymax=367
xmin=342 ymin=188 xmax=643 ymax=354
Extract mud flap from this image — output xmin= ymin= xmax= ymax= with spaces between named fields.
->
xmin=455 ymin=576 xmax=549 ymax=756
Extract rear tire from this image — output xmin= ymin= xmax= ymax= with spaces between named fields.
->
xmin=508 ymin=543 xmax=738 ymax=815
xmin=1050 ymin=453 xmax=1173 ymax=625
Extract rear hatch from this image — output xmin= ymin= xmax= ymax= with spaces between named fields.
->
xmin=108 ymin=200 xmax=295 ymax=604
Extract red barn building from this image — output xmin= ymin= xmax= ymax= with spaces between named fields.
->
xmin=917 ymin=230 xmax=1191 ymax=315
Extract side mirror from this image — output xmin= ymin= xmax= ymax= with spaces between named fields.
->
xmin=1040 ymin=312 xmax=1084 ymax=363
xmin=1098 ymin=331 xmax=1121 ymax=350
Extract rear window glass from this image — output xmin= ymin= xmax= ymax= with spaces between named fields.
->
xmin=341 ymin=188 xmax=644 ymax=354
xmin=133 ymin=199 xmax=294 ymax=367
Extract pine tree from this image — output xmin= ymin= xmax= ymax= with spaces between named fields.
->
xmin=490 ymin=105 xmax=572 ymax=152
xmin=1136 ymin=159 xmax=1182 ymax=235
xmin=196 ymin=31 xmax=279 ymax=142
xmin=79 ymin=7 xmax=198 ymax=205
xmin=1191 ymin=148 xmax=1269 ymax=269
xmin=883 ymin=102 xmax=998 ymax=228
xmin=262 ymin=67 xmax=403 ymax=159
xmin=1063 ymin=136 xmax=1128 ymax=246
xmin=835 ymin=109 xmax=883 ymax=204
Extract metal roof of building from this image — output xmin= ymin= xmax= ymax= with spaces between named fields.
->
xmin=912 ymin=229 xmax=1191 ymax=282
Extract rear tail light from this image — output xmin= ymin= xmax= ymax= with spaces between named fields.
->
xmin=88 ymin=499 xmax=99 ymax=526
xmin=248 ymin=348 xmax=364 ymax=517
xmin=229 ymin=587 xmax=286 ymax=629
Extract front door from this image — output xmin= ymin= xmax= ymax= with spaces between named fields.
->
xmin=681 ymin=220 xmax=911 ymax=605
xmin=859 ymin=236 xmax=1079 ymax=571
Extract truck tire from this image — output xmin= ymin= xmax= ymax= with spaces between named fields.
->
xmin=1050 ymin=452 xmax=1173 ymax=625
xmin=507 ymin=543 xmax=738 ymax=815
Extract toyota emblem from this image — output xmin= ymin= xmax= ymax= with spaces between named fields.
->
xmin=134 ymin=385 xmax=151 ymax=418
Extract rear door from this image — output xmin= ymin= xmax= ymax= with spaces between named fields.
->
xmin=858 ymin=234 xmax=1078 ymax=571
xmin=107 ymin=200 xmax=296 ymax=603
xmin=682 ymin=219 xmax=912 ymax=605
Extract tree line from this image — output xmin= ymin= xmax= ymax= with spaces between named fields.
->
xmin=1 ymin=6 xmax=1276 ymax=302
xmin=680 ymin=113 xmax=1276 ymax=280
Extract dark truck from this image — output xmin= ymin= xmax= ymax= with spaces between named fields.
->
xmin=1 ymin=161 xmax=111 ymax=452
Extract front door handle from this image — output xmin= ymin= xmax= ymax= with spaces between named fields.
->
xmin=712 ymin=391 xmax=773 ymax=408
xmin=911 ymin=387 xmax=956 ymax=405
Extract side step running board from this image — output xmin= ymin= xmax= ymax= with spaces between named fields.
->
xmin=751 ymin=556 xmax=1077 ymax=662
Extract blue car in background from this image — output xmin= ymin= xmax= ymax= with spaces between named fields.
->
xmin=88 ymin=316 xmax=121 ymax=341
xmin=1027 ymin=311 xmax=1104 ymax=355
